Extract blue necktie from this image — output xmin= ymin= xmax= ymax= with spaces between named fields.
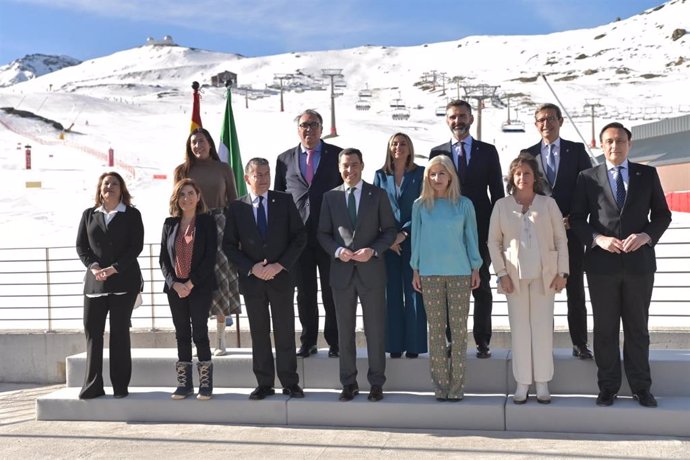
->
xmin=348 ymin=187 xmax=357 ymax=226
xmin=546 ymin=144 xmax=556 ymax=186
xmin=256 ymin=196 xmax=267 ymax=239
xmin=615 ymin=166 xmax=626 ymax=210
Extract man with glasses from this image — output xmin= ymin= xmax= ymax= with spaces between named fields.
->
xmin=275 ymin=109 xmax=343 ymax=358
xmin=525 ymin=103 xmax=594 ymax=360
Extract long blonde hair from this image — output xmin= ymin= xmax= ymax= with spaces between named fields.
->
xmin=417 ymin=155 xmax=461 ymax=209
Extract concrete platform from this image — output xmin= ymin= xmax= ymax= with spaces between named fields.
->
xmin=40 ymin=347 xmax=690 ymax=436
xmin=37 ymin=386 xmax=288 ymax=425
xmin=287 ymin=391 xmax=506 ymax=431
xmin=504 ymin=394 xmax=690 ymax=437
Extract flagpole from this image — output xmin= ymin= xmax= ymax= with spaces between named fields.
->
xmin=190 ymin=81 xmax=202 ymax=132
xmin=220 ymin=80 xmax=247 ymax=196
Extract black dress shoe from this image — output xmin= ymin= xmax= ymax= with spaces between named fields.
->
xmin=328 ymin=347 xmax=339 ymax=358
xmin=113 ymin=392 xmax=129 ymax=399
xmin=572 ymin=344 xmax=594 ymax=360
xmin=249 ymin=386 xmax=275 ymax=400
xmin=633 ymin=389 xmax=658 ymax=407
xmin=339 ymin=384 xmax=359 ymax=401
xmin=296 ymin=345 xmax=317 ymax=358
xmin=596 ymin=390 xmax=617 ymax=406
xmin=476 ymin=345 xmax=491 ymax=359
xmin=282 ymin=384 xmax=305 ymax=398
xmin=405 ymin=352 xmax=419 ymax=359
xmin=368 ymin=385 xmax=384 ymax=402
xmin=389 ymin=352 xmax=402 ymax=358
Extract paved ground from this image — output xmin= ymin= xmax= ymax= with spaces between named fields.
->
xmin=2 ymin=384 xmax=689 ymax=459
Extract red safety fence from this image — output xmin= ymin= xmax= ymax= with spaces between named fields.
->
xmin=666 ymin=191 xmax=690 ymax=213
xmin=0 ymin=117 xmax=137 ymax=178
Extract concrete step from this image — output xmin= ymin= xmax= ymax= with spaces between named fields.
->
xmin=36 ymin=387 xmax=690 ymax=437
xmin=504 ymin=395 xmax=690 ymax=437
xmin=65 ymin=348 xmax=690 ymax=396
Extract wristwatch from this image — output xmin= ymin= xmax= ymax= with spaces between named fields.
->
xmin=559 ymin=272 xmax=569 ymax=279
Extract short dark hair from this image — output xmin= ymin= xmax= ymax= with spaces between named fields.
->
xmin=446 ymin=99 xmax=473 ymax=113
xmin=339 ymin=148 xmax=363 ymax=163
xmin=244 ymin=157 xmax=270 ymax=174
xmin=534 ymin=103 xmax=562 ymax=120
xmin=294 ymin=109 xmax=323 ymax=125
xmin=599 ymin=122 xmax=632 ymax=141
xmin=506 ymin=151 xmax=545 ymax=196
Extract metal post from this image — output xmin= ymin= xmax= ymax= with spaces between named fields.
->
xmin=321 ymin=69 xmax=343 ymax=137
xmin=45 ymin=247 xmax=54 ymax=333
xmin=330 ymin=76 xmax=337 ymax=136
xmin=148 ymin=243 xmax=157 ymax=331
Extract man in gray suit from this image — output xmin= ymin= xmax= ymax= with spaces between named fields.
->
xmin=318 ymin=148 xmax=397 ymax=402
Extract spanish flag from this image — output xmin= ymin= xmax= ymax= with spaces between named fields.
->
xmin=190 ymin=81 xmax=202 ymax=132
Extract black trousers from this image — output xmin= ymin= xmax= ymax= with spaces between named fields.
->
xmin=295 ymin=242 xmax=338 ymax=348
xmin=245 ymin=283 xmax=299 ymax=388
xmin=565 ymin=229 xmax=588 ymax=347
xmin=80 ymin=291 xmax=137 ymax=398
xmin=168 ymin=289 xmax=213 ymax=362
xmin=471 ymin=242 xmax=493 ymax=347
xmin=587 ymin=271 xmax=654 ymax=393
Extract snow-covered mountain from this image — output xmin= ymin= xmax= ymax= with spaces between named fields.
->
xmin=0 ymin=54 xmax=81 ymax=87
xmin=0 ymin=0 xmax=689 ymax=249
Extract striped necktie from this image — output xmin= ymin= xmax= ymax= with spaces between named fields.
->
xmin=615 ymin=166 xmax=626 ymax=210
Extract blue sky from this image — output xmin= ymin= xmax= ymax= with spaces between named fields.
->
xmin=0 ymin=0 xmax=666 ymax=64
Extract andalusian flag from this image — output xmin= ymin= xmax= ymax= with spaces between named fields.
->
xmin=219 ymin=85 xmax=246 ymax=195
xmin=190 ymin=81 xmax=202 ymax=132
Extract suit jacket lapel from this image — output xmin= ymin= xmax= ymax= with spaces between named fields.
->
xmin=596 ymin=165 xmax=618 ymax=210
xmin=265 ymin=191 xmax=278 ymax=240
xmin=95 ymin=210 xmax=108 ymax=233
xmin=292 ymin=145 xmax=309 ymax=187
xmin=357 ymin=183 xmax=376 ymax=232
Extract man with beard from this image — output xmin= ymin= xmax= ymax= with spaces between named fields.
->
xmin=429 ymin=99 xmax=504 ymax=359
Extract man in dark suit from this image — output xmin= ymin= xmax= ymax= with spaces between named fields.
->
xmin=318 ymin=148 xmax=397 ymax=402
xmin=525 ymin=102 xmax=594 ymax=360
xmin=224 ymin=158 xmax=307 ymax=400
xmin=429 ymin=99 xmax=504 ymax=358
xmin=275 ymin=109 xmax=343 ymax=358
xmin=570 ymin=122 xmax=671 ymax=408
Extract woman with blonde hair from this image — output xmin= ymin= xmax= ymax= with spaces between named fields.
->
xmin=411 ymin=155 xmax=481 ymax=401
xmin=374 ymin=132 xmax=427 ymax=359
xmin=160 ymin=178 xmax=217 ymax=400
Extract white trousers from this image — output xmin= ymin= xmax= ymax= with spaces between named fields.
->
xmin=506 ymin=277 xmax=555 ymax=384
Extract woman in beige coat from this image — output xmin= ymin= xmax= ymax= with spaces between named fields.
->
xmin=488 ymin=153 xmax=569 ymax=404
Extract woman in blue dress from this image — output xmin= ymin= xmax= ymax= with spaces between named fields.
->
xmin=374 ymin=132 xmax=427 ymax=358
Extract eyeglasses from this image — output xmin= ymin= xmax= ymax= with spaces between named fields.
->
xmin=299 ymin=121 xmax=321 ymax=130
xmin=535 ymin=116 xmax=559 ymax=125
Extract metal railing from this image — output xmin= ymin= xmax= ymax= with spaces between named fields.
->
xmin=1 ymin=225 xmax=689 ymax=333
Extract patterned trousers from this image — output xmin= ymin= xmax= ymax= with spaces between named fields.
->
xmin=421 ymin=275 xmax=471 ymax=399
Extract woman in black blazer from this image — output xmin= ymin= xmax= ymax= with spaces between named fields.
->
xmin=159 ymin=178 xmax=217 ymax=400
xmin=76 ymin=171 xmax=144 ymax=399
